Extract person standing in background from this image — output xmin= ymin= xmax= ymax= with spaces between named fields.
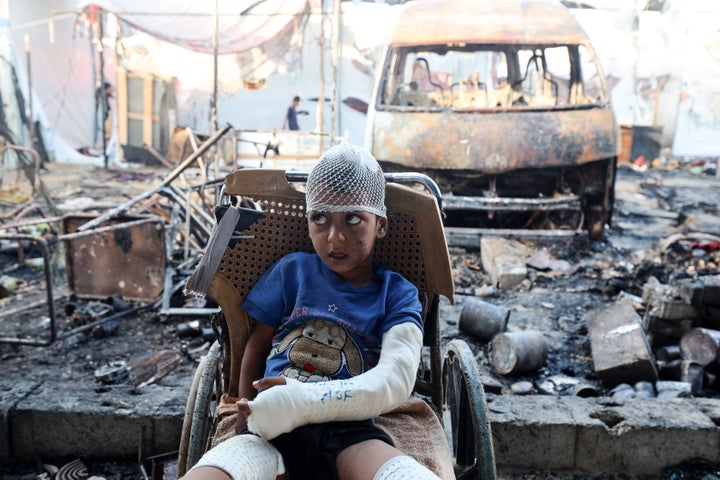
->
xmin=282 ymin=95 xmax=308 ymax=131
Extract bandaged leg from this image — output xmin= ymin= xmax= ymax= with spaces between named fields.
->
xmin=189 ymin=434 xmax=285 ymax=480
xmin=372 ymin=455 xmax=440 ymax=480
xmin=248 ymin=322 xmax=422 ymax=439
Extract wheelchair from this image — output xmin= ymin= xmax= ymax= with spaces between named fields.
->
xmin=176 ymin=168 xmax=496 ymax=479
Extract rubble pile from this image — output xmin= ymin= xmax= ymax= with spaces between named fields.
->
xmin=642 ymin=274 xmax=720 ymax=396
xmin=446 ymin=162 xmax=720 ymax=402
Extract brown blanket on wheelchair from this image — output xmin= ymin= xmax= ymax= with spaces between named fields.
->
xmin=212 ymin=397 xmax=455 ymax=479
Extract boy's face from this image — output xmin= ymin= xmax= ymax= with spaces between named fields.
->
xmin=308 ymin=210 xmax=388 ymax=286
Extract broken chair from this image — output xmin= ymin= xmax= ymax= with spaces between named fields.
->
xmin=177 ymin=168 xmax=496 ymax=479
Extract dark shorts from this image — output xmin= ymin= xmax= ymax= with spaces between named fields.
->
xmin=268 ymin=420 xmax=394 ymax=480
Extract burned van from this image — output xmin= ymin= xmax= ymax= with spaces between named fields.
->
xmin=365 ymin=0 xmax=619 ymax=241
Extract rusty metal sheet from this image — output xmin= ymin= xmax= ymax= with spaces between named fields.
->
xmin=62 ymin=214 xmax=166 ymax=302
xmin=388 ymin=0 xmax=590 ymax=48
xmin=371 ymin=107 xmax=619 ymax=174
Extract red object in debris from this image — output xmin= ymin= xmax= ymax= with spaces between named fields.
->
xmin=690 ymin=241 xmax=720 ymax=252
xmin=632 ymin=155 xmax=645 ymax=167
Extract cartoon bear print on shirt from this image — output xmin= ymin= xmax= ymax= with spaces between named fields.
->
xmin=277 ymin=318 xmax=364 ymax=382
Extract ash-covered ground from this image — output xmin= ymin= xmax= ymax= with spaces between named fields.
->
xmin=1 ymin=161 xmax=719 ymax=479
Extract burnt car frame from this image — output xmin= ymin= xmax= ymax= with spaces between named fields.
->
xmin=365 ymin=0 xmax=620 ymax=240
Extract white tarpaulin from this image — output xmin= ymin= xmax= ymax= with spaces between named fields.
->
xmin=90 ymin=0 xmax=311 ymax=91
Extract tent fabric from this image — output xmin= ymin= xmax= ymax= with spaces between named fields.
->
xmin=79 ymin=0 xmax=311 ymax=84
xmin=98 ymin=0 xmax=311 ymax=55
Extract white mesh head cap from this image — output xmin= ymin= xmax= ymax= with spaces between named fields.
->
xmin=306 ymin=142 xmax=386 ymax=218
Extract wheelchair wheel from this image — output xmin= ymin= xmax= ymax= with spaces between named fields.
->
xmin=443 ymin=339 xmax=496 ymax=480
xmin=177 ymin=341 xmax=223 ymax=476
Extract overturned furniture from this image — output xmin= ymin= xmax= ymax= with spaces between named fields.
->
xmin=177 ymin=168 xmax=497 ymax=479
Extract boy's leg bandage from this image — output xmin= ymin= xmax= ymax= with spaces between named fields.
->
xmin=189 ymin=434 xmax=285 ymax=480
xmin=247 ymin=322 xmax=422 ymax=439
xmin=373 ymin=455 xmax=441 ymax=480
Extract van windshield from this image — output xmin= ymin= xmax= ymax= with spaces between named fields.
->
xmin=380 ymin=44 xmax=607 ymax=110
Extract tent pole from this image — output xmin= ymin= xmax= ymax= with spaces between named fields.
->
xmin=330 ymin=0 xmax=341 ymax=145
xmin=24 ymin=35 xmax=35 ymax=153
xmin=211 ymin=0 xmax=219 ymax=135
xmin=98 ymin=11 xmax=108 ymax=169
xmin=317 ymin=3 xmax=325 ymax=155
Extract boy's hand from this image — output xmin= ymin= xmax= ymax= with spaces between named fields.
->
xmin=235 ymin=377 xmax=285 ymax=433
xmin=235 ymin=398 xmax=251 ymax=433
xmin=252 ymin=376 xmax=286 ymax=390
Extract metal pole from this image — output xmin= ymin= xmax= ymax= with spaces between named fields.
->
xmin=317 ymin=3 xmax=325 ymax=154
xmin=211 ymin=0 xmax=219 ymax=134
xmin=98 ymin=11 xmax=108 ymax=169
xmin=24 ymin=34 xmax=35 ymax=152
xmin=330 ymin=0 xmax=341 ymax=145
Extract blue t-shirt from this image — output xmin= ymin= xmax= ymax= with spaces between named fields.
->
xmin=287 ymin=106 xmax=299 ymax=130
xmin=242 ymin=252 xmax=422 ymax=383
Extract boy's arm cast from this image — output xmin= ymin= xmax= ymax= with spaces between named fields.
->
xmin=245 ymin=321 xmax=422 ymax=440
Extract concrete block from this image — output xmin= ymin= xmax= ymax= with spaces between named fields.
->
xmin=586 ymin=298 xmax=658 ymax=388
xmin=0 ymin=379 xmax=40 ymax=462
xmin=487 ymin=395 xmax=583 ymax=472
xmin=643 ymin=311 xmax=693 ymax=338
xmin=7 ymin=377 xmax=188 ymax=462
xmin=489 ymin=395 xmax=720 ymax=477
xmin=677 ymin=275 xmax=720 ymax=306
xmin=676 ymin=277 xmax=708 ymax=306
xmin=480 ymin=237 xmax=527 ymax=291
xmin=575 ymin=398 xmax=720 ymax=476
xmin=643 ymin=282 xmax=698 ymax=320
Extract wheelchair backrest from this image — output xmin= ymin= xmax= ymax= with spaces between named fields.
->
xmin=194 ymin=168 xmax=454 ymax=402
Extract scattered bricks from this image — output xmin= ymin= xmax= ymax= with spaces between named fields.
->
xmin=680 ymin=327 xmax=720 ymax=366
xmin=586 ymin=298 xmax=658 ymax=388
xmin=704 ymin=276 xmax=720 ymax=305
xmin=676 ymin=276 xmax=708 ymax=306
xmin=641 ymin=282 xmax=698 ymax=321
xmin=480 ymin=237 xmax=527 ymax=291
xmin=643 ymin=312 xmax=693 ymax=340
xmin=677 ymin=275 xmax=720 ymax=328
xmin=642 ymin=282 xmax=697 ymax=349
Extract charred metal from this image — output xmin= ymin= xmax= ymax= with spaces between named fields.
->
xmin=366 ymin=0 xmax=620 ymax=240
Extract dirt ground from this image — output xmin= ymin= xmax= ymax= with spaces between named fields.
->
xmin=1 ymin=159 xmax=719 ymax=479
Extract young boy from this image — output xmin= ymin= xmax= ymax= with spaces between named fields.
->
xmin=183 ymin=143 xmax=440 ymax=480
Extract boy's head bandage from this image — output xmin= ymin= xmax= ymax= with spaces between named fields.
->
xmin=306 ymin=143 xmax=387 ymax=218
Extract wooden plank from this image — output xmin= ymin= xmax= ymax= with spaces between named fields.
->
xmin=143 ymin=77 xmax=153 ymax=146
xmin=117 ymin=67 xmax=129 ymax=160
